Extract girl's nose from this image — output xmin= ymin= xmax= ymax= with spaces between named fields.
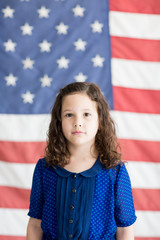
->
xmin=74 ymin=115 xmax=82 ymax=128
xmin=74 ymin=123 xmax=82 ymax=127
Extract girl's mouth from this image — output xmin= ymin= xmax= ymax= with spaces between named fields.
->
xmin=72 ymin=131 xmax=84 ymax=134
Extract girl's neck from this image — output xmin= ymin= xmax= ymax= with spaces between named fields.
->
xmin=64 ymin=151 xmax=98 ymax=173
xmin=63 ymin=144 xmax=98 ymax=173
xmin=68 ymin=144 xmax=98 ymax=162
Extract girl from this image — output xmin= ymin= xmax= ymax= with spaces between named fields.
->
xmin=27 ymin=82 xmax=137 ymax=240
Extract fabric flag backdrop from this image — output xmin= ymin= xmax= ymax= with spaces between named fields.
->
xmin=0 ymin=0 xmax=160 ymax=239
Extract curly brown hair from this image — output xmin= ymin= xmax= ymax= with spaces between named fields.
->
xmin=45 ymin=82 xmax=122 ymax=169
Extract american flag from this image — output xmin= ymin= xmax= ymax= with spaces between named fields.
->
xmin=0 ymin=0 xmax=160 ymax=239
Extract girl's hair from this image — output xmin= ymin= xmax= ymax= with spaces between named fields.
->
xmin=45 ymin=82 xmax=122 ymax=169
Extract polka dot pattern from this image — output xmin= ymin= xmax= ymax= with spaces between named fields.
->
xmin=88 ymin=164 xmax=137 ymax=239
xmin=28 ymin=159 xmax=58 ymax=238
xmin=28 ymin=159 xmax=136 ymax=239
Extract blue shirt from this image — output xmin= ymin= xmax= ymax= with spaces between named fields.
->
xmin=28 ymin=157 xmax=136 ymax=240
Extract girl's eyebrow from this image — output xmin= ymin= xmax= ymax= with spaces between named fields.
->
xmin=63 ymin=108 xmax=92 ymax=113
xmin=63 ymin=109 xmax=72 ymax=113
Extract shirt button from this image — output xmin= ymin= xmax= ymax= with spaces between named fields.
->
xmin=73 ymin=174 xmax=76 ymax=178
xmin=72 ymin=189 xmax=76 ymax=193
xmin=69 ymin=219 xmax=73 ymax=224
xmin=69 ymin=234 xmax=73 ymax=238
xmin=70 ymin=205 xmax=74 ymax=210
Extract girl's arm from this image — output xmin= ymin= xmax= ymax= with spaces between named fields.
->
xmin=26 ymin=217 xmax=43 ymax=240
xmin=116 ymin=225 xmax=134 ymax=240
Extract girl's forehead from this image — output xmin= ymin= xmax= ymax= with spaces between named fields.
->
xmin=61 ymin=93 xmax=97 ymax=110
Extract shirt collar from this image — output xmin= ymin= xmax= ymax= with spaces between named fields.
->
xmin=54 ymin=156 xmax=103 ymax=178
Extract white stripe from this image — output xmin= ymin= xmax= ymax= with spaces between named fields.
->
xmin=0 ymin=161 xmax=159 ymax=189
xmin=0 ymin=209 xmax=28 ymax=236
xmin=0 ymin=112 xmax=160 ymax=142
xmin=0 ymin=161 xmax=35 ymax=189
xmin=135 ymin=211 xmax=160 ymax=237
xmin=110 ymin=11 xmax=160 ymax=40
xmin=0 ymin=208 xmax=159 ymax=237
xmin=111 ymin=111 xmax=160 ymax=141
xmin=112 ymin=58 xmax=160 ymax=90
xmin=126 ymin=161 xmax=160 ymax=189
xmin=0 ymin=114 xmax=50 ymax=141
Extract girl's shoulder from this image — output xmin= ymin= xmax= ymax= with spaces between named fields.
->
xmin=35 ymin=157 xmax=46 ymax=169
xmin=35 ymin=157 xmax=59 ymax=174
xmin=34 ymin=158 xmax=52 ymax=176
xmin=100 ymin=162 xmax=129 ymax=182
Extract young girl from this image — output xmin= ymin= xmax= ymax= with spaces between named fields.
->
xmin=27 ymin=82 xmax=137 ymax=240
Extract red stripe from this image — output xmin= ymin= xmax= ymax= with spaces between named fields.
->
xmin=119 ymin=139 xmax=160 ymax=163
xmin=0 ymin=141 xmax=46 ymax=163
xmin=109 ymin=0 xmax=160 ymax=14
xmin=0 ymin=186 xmax=30 ymax=209
xmin=111 ymin=37 xmax=160 ymax=62
xmin=113 ymin=86 xmax=160 ymax=114
xmin=1 ymin=187 xmax=160 ymax=211
xmin=133 ymin=189 xmax=160 ymax=211
xmin=1 ymin=139 xmax=160 ymax=164
xmin=0 ymin=237 xmax=25 ymax=240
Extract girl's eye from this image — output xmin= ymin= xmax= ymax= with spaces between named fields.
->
xmin=65 ymin=113 xmax=73 ymax=117
xmin=84 ymin=113 xmax=91 ymax=117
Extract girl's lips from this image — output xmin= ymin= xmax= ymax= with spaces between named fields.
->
xmin=72 ymin=131 xmax=84 ymax=134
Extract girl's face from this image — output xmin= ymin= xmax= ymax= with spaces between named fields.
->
xmin=61 ymin=93 xmax=99 ymax=149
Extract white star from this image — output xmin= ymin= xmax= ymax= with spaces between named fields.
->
xmin=22 ymin=57 xmax=34 ymax=69
xmin=37 ymin=6 xmax=50 ymax=18
xmin=72 ymin=5 xmax=85 ymax=17
xmin=2 ymin=6 xmax=15 ymax=18
xmin=57 ymin=56 xmax=70 ymax=69
xmin=21 ymin=91 xmax=35 ymax=104
xmin=40 ymin=75 xmax=52 ymax=87
xmin=74 ymin=72 xmax=87 ymax=82
xmin=56 ymin=22 xmax=69 ymax=35
xmin=20 ymin=23 xmax=34 ymax=35
xmin=91 ymin=54 xmax=105 ymax=67
xmin=90 ymin=20 xmax=103 ymax=33
xmin=39 ymin=40 xmax=52 ymax=52
xmin=5 ymin=73 xmax=18 ymax=86
xmin=4 ymin=39 xmax=16 ymax=52
xmin=74 ymin=38 xmax=87 ymax=51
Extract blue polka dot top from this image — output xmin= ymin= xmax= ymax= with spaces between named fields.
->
xmin=28 ymin=157 xmax=137 ymax=240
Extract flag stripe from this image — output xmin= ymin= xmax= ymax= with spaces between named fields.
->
xmin=110 ymin=0 xmax=160 ymax=14
xmin=0 ymin=161 xmax=34 ymax=189
xmin=0 ymin=114 xmax=50 ymax=141
xmin=113 ymin=86 xmax=160 ymax=114
xmin=0 ymin=186 xmax=30 ymax=209
xmin=111 ymin=111 xmax=160 ymax=141
xmin=135 ymin=211 xmax=160 ymax=237
xmin=1 ymin=113 xmax=160 ymax=141
xmin=110 ymin=11 xmax=160 ymax=39
xmin=111 ymin=58 xmax=160 ymax=90
xmin=1 ymin=139 xmax=160 ymax=164
xmin=0 ymin=209 xmax=28 ymax=236
xmin=111 ymin=37 xmax=160 ymax=62
xmin=0 ymin=209 xmax=159 ymax=237
xmin=1 ymin=186 xmax=159 ymax=211
xmin=119 ymin=139 xmax=160 ymax=163
xmin=0 ymin=141 xmax=46 ymax=163
xmin=126 ymin=162 xmax=160 ymax=189
xmin=0 ymin=161 xmax=159 ymax=189
xmin=132 ymin=189 xmax=160 ymax=211
xmin=0 ymin=237 xmax=25 ymax=240
xmin=135 ymin=238 xmax=160 ymax=240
